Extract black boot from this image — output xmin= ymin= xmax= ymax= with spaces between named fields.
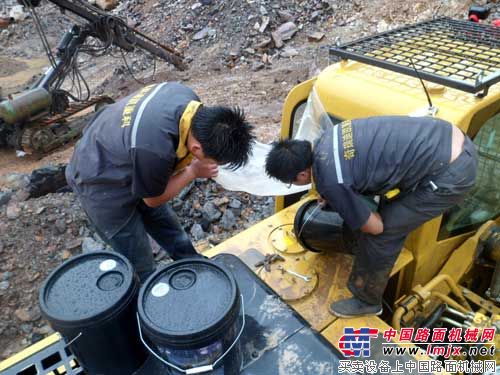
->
xmin=329 ymin=297 xmax=382 ymax=318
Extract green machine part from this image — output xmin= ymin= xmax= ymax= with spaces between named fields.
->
xmin=0 ymin=88 xmax=52 ymax=125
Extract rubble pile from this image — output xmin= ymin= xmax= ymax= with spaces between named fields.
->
xmin=113 ymin=0 xmax=336 ymax=70
xmin=0 ymin=0 xmax=479 ymax=91
xmin=0 ymin=2 xmax=71 ymax=58
xmin=0 ymin=192 xmax=89 ymax=359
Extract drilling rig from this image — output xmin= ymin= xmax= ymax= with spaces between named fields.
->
xmin=0 ymin=0 xmax=186 ymax=154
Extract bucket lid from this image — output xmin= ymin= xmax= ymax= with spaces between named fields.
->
xmin=39 ymin=252 xmax=136 ymax=328
xmin=138 ymin=259 xmax=239 ymax=348
xmin=294 ymin=199 xmax=344 ymax=253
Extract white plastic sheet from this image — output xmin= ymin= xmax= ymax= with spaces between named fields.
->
xmin=214 ymin=142 xmax=311 ymax=196
xmin=214 ymin=87 xmax=331 ymax=196
xmin=294 ymin=88 xmax=333 ymax=142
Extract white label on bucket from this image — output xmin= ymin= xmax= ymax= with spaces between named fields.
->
xmin=99 ymin=259 xmax=117 ymax=272
xmin=151 ymin=282 xmax=170 ymax=298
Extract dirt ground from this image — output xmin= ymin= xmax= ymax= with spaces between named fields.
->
xmin=0 ymin=0 xmax=481 ymax=361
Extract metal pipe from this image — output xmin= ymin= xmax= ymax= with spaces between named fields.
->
xmin=37 ymin=27 xmax=86 ymax=90
xmin=392 ymin=296 xmax=419 ymax=330
xmin=392 ymin=275 xmax=474 ymax=330
xmin=47 ymin=0 xmax=185 ymax=70
xmin=419 ymin=275 xmax=472 ymax=310
xmin=431 ymin=292 xmax=472 ymax=315
xmin=422 ymin=304 xmax=447 ymax=329
xmin=392 ymin=308 xmax=405 ymax=331
xmin=445 ymin=306 xmax=472 ymax=320
xmin=440 ymin=317 xmax=467 ymax=328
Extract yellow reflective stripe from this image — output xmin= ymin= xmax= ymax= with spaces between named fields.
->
xmin=174 ymin=100 xmax=202 ymax=172
xmin=384 ymin=188 xmax=401 ymax=200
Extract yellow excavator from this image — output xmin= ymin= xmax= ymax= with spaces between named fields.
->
xmin=1 ymin=17 xmax=499 ymax=375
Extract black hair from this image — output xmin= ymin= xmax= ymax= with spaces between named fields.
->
xmin=191 ymin=106 xmax=255 ymax=170
xmin=265 ymin=139 xmax=313 ymax=183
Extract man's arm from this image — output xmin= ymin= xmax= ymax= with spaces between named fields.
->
xmin=143 ymin=159 xmax=218 ymax=208
xmin=360 ymin=212 xmax=384 ymax=235
xmin=321 ymin=183 xmax=383 ymax=234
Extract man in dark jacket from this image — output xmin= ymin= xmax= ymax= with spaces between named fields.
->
xmin=265 ymin=116 xmax=477 ymax=317
xmin=66 ymin=82 xmax=255 ymax=279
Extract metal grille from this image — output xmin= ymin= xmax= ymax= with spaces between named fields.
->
xmin=0 ymin=336 xmax=83 ymax=375
xmin=330 ymin=18 xmax=500 ymax=95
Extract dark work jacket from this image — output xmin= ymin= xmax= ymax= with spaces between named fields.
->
xmin=313 ymin=116 xmax=452 ymax=230
xmin=66 ymin=82 xmax=199 ymax=237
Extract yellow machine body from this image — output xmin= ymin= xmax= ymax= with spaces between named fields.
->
xmin=278 ymin=60 xmax=500 ymax=290
xmin=204 ymin=59 xmax=500 ymax=365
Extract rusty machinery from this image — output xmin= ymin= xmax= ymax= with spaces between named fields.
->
xmin=0 ymin=0 xmax=185 ymax=154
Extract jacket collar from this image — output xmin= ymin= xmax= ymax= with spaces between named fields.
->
xmin=175 ymin=100 xmax=202 ymax=171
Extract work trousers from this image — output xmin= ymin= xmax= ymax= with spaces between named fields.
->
xmin=349 ymin=136 xmax=478 ymax=305
xmin=90 ymin=201 xmax=199 ymax=280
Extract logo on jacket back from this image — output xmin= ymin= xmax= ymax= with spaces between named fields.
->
xmin=338 ymin=327 xmax=379 ymax=357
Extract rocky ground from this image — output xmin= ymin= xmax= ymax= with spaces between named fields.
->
xmin=0 ymin=0 xmax=494 ymax=361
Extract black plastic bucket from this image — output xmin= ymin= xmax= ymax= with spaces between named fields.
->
xmin=39 ymin=251 xmax=147 ymax=375
xmin=294 ymin=199 xmax=357 ymax=254
xmin=137 ymin=259 xmax=244 ymax=374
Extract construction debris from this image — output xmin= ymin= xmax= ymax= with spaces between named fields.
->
xmin=0 ymin=18 xmax=12 ymax=29
xmin=28 ymin=165 xmax=67 ymax=198
xmin=8 ymin=6 xmax=28 ymax=22
xmin=193 ymin=26 xmax=216 ymax=41
xmin=307 ymin=31 xmax=325 ymax=42
xmin=280 ymin=47 xmax=299 ymax=58
xmin=271 ymin=31 xmax=284 ymax=49
xmin=95 ymin=0 xmax=118 ymax=11
xmin=277 ymin=10 xmax=294 ymax=22
xmin=259 ymin=16 xmax=270 ymax=33
xmin=274 ymin=22 xmax=299 ymax=41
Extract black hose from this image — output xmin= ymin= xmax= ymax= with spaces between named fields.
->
xmin=420 ymin=304 xmax=447 ymax=329
xmin=22 ymin=0 xmax=57 ymax=68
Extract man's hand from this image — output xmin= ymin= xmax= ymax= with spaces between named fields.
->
xmin=361 ymin=212 xmax=384 ymax=235
xmin=317 ymin=196 xmax=327 ymax=208
xmin=188 ymin=158 xmax=218 ymax=179
xmin=143 ymin=159 xmax=219 ymax=208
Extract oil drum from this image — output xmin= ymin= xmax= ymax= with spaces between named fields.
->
xmin=39 ymin=252 xmax=147 ymax=375
xmin=137 ymin=259 xmax=244 ymax=374
xmin=294 ymin=199 xmax=357 ymax=254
